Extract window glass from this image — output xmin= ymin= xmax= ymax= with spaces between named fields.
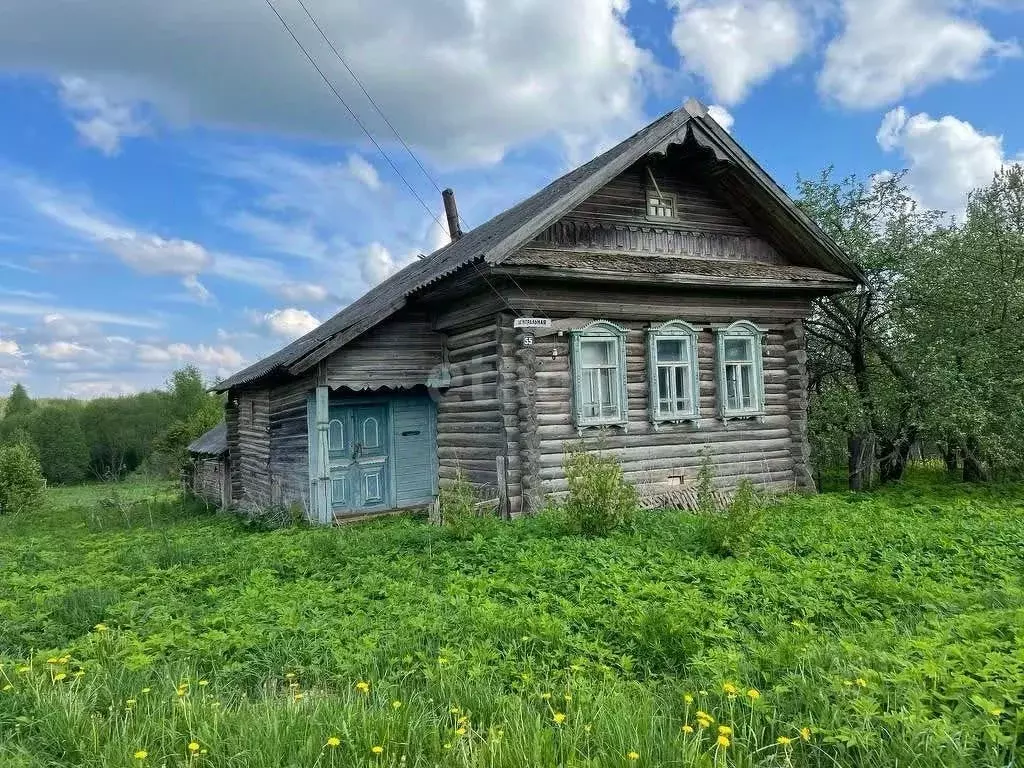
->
xmin=573 ymin=327 xmax=627 ymax=426
xmin=649 ymin=324 xmax=698 ymax=421
xmin=724 ymin=338 xmax=751 ymax=362
xmin=656 ymin=338 xmax=684 ymax=363
xmin=718 ymin=323 xmax=763 ymax=417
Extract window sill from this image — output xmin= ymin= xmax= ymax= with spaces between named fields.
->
xmin=719 ymin=411 xmax=766 ymax=423
xmin=574 ymin=420 xmax=629 ymax=433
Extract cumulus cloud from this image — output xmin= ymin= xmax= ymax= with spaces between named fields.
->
xmin=0 ymin=339 xmax=20 ymax=356
xmin=359 ymin=242 xmax=413 ymax=286
xmin=277 ymin=282 xmax=332 ymax=303
xmin=0 ymin=0 xmax=650 ymax=164
xmin=820 ymin=0 xmax=1019 ymax=109
xmin=669 ymin=0 xmax=809 ymax=104
xmin=876 ymin=106 xmax=1017 ymax=217
xmin=706 ymin=104 xmax=734 ymax=133
xmin=34 ymin=341 xmax=99 ymax=360
xmin=137 ymin=342 xmax=245 ymax=369
xmin=346 ymin=154 xmax=381 ymax=190
xmin=58 ymin=76 xmax=148 ymax=155
xmin=260 ymin=308 xmax=320 ymax=339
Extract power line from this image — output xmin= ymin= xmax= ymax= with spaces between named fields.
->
xmin=263 ymin=0 xmax=542 ymax=319
xmin=261 ymin=0 xmax=447 ymax=239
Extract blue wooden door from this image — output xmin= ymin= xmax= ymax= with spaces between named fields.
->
xmin=328 ymin=404 xmax=389 ymax=513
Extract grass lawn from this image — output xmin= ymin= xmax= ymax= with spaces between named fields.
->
xmin=0 ymin=474 xmax=1022 ymax=766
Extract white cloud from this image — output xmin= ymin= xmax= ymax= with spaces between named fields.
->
xmin=64 ymin=380 xmax=139 ymax=399
xmin=359 ymin=242 xmax=412 ymax=286
xmin=58 ymin=76 xmax=148 ymax=155
xmin=138 ymin=342 xmax=245 ymax=369
xmin=34 ymin=341 xmax=99 ymax=360
xmin=347 ymin=154 xmax=381 ymax=190
xmin=0 ymin=301 xmax=161 ymax=329
xmin=104 ymin=233 xmax=213 ymax=277
xmin=820 ymin=0 xmax=1019 ymax=109
xmin=0 ymin=339 xmax=20 ymax=356
xmin=876 ymin=106 xmax=1015 ymax=217
xmin=277 ymin=282 xmax=332 ymax=303
xmin=669 ymin=0 xmax=809 ymax=104
xmin=260 ymin=308 xmax=321 ymax=339
xmin=0 ymin=0 xmax=650 ymax=164
xmin=706 ymin=104 xmax=734 ymax=133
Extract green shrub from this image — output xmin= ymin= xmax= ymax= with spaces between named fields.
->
xmin=693 ymin=478 xmax=765 ymax=557
xmin=0 ymin=442 xmax=45 ymax=516
xmin=562 ymin=445 xmax=637 ymax=536
xmin=439 ymin=470 xmax=496 ymax=539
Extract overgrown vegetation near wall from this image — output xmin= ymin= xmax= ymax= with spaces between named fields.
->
xmin=0 ymin=474 xmax=1021 ymax=766
xmin=0 ymin=366 xmax=222 ymax=484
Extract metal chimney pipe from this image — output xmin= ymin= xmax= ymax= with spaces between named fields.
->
xmin=442 ymin=188 xmax=462 ymax=241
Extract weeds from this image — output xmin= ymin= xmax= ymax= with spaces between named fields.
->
xmin=561 ymin=443 xmax=637 ymax=536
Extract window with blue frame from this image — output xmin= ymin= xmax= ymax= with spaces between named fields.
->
xmin=647 ymin=320 xmax=700 ymax=423
xmin=716 ymin=321 xmax=766 ymax=418
xmin=570 ymin=320 xmax=629 ymax=428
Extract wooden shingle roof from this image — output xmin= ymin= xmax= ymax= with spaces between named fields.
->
xmin=215 ymin=100 xmax=862 ymax=392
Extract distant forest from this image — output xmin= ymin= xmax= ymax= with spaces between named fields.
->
xmin=0 ymin=366 xmax=222 ymax=485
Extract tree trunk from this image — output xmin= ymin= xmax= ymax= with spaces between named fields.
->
xmin=878 ymin=427 xmax=917 ymax=484
xmin=962 ymin=437 xmax=989 ymax=482
xmin=848 ymin=434 xmax=871 ymax=491
xmin=942 ymin=445 xmax=960 ymax=476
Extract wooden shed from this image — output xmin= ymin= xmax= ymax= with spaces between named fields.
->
xmin=214 ymin=99 xmax=863 ymax=523
xmin=186 ymin=422 xmax=229 ymax=508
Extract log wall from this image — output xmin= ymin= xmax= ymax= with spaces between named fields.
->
xmin=268 ymin=374 xmax=314 ymax=511
xmin=233 ymin=388 xmax=271 ymax=507
xmin=190 ymin=456 xmax=226 ymax=506
xmin=435 ymin=320 xmax=503 ymax=493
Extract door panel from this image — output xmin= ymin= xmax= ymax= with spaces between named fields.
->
xmin=327 ymin=403 xmax=390 ymax=513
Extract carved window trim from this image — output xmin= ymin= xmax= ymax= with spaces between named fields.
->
xmin=570 ymin=320 xmax=629 ymax=429
xmin=646 ymin=189 xmax=676 ymax=220
xmin=647 ymin=320 xmax=700 ymax=424
xmin=716 ymin=320 xmax=766 ymax=419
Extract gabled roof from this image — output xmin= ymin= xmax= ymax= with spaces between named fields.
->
xmin=188 ymin=422 xmax=227 ymax=456
xmin=215 ymin=100 xmax=862 ymax=392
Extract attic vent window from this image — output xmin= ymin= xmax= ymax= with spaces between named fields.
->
xmin=647 ymin=190 xmax=676 ymax=220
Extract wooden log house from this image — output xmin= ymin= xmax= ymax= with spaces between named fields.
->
xmin=213 ymin=99 xmax=863 ymax=523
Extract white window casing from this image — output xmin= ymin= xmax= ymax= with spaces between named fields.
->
xmin=570 ymin=320 xmax=629 ymax=429
xmin=715 ymin=320 xmax=766 ymax=419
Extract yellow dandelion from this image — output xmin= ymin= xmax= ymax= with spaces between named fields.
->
xmin=53 ymin=672 xmax=67 ymax=682
xmin=293 ymin=692 xmax=305 ymax=701
xmin=326 ymin=736 xmax=341 ymax=748
xmin=455 ymin=727 xmax=467 ymax=736
xmin=457 ymin=716 xmax=469 ymax=725
xmin=371 ymin=745 xmax=384 ymax=755
xmin=126 ymin=699 xmax=137 ymax=706
xmin=800 ymin=727 xmax=812 ymax=742
xmin=438 ymin=657 xmax=449 ymax=665
xmin=74 ymin=670 xmax=85 ymax=678
xmin=747 ymin=688 xmax=760 ymax=700
xmin=564 ymin=693 xmax=573 ymax=702
xmin=989 ymin=708 xmax=1002 ymax=717
xmin=855 ymin=678 xmax=867 ymax=688
xmin=94 ymin=623 xmax=108 ymax=632
xmin=355 ymin=681 xmax=370 ymax=694
xmin=553 ymin=712 xmax=567 ymax=725
xmin=718 ymin=725 xmax=733 ymax=736
xmin=777 ymin=736 xmax=792 ymax=746
xmin=717 ymin=735 xmax=730 ymax=748
xmin=626 ymin=752 xmax=640 ymax=761
xmin=46 ymin=658 xmax=58 ymax=664
xmin=134 ymin=750 xmax=148 ymax=760
xmin=540 ymin=692 xmax=551 ymax=700
xmin=697 ymin=718 xmax=712 ymax=729
xmin=683 ymin=693 xmax=694 ymax=704
xmin=392 ymin=700 xmax=402 ymax=709
xmin=449 ymin=706 xmax=461 ymax=714
xmin=722 ymin=682 xmax=737 ymax=695
xmin=681 ymin=724 xmax=694 ymax=734
xmin=17 ymin=666 xmax=30 ymax=674
xmin=198 ymin=680 xmax=209 ymax=687
xmin=176 ymin=688 xmax=187 ymax=697
xmin=188 ymin=742 xmax=200 ymax=753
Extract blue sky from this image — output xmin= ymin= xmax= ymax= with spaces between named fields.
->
xmin=0 ymin=0 xmax=1021 ymax=398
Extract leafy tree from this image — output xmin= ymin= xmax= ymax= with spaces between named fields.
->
xmin=797 ymin=169 xmax=941 ymax=488
xmin=0 ymin=442 xmax=45 ymax=516
xmin=149 ymin=367 xmax=224 ymax=478
xmin=4 ymin=383 xmax=34 ymax=418
xmin=28 ymin=404 xmax=90 ymax=485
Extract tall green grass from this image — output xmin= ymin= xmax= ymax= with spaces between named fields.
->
xmin=0 ymin=475 xmax=1021 ymax=766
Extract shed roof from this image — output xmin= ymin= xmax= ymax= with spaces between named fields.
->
xmin=215 ymin=99 xmax=862 ymax=392
xmin=187 ymin=422 xmax=227 ymax=456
